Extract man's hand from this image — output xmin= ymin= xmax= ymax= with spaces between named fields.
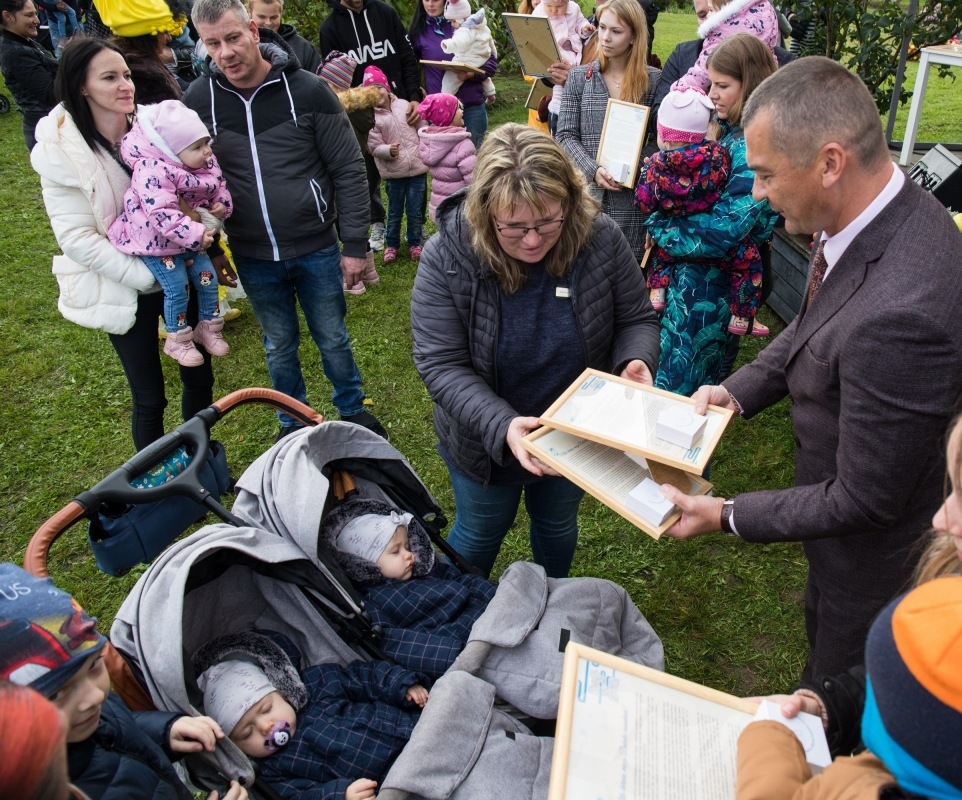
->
xmin=506 ymin=416 xmax=559 ymax=477
xmin=342 ymin=254 xmax=367 ymax=287
xmin=405 ymin=100 xmax=420 ymax=125
xmin=346 ymin=779 xmax=378 ymax=800
xmin=210 ymin=254 xmax=238 ymax=287
xmin=660 ymin=488 xmax=725 ymax=539
xmin=620 ymin=359 xmax=653 ymax=385
xmin=691 ymin=384 xmax=736 ymax=416
xmin=209 ymin=202 xmax=227 ymax=220
xmin=170 ymin=715 xmax=224 ymax=753
xmin=406 ymin=684 xmax=429 ymax=707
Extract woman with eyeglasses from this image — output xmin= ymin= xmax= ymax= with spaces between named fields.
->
xmin=407 ymin=0 xmax=497 ymax=150
xmin=411 ymin=123 xmax=660 ymax=579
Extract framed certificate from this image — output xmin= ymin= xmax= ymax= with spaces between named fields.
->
xmin=596 ymin=98 xmax=651 ymax=188
xmin=525 ymin=76 xmax=552 ymax=111
xmin=502 ymin=13 xmax=562 ymax=78
xmin=521 ymin=426 xmax=712 ymax=539
xmin=419 ymin=59 xmax=484 ymax=74
xmin=538 ymin=369 xmax=733 ymax=474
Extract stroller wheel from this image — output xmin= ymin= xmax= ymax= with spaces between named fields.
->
xmin=0 ymin=95 xmax=9 ymax=114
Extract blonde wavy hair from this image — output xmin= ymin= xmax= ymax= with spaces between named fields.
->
xmin=465 ymin=123 xmax=601 ymax=294
xmin=596 ymin=0 xmax=651 ymax=104
xmin=914 ymin=414 xmax=962 ymax=585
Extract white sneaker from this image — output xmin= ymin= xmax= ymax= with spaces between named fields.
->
xmin=369 ymin=222 xmax=386 ymax=251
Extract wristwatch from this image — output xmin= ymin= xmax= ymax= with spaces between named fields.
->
xmin=720 ymin=499 xmax=735 ymax=534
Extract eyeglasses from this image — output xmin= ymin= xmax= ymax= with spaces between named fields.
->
xmin=494 ymin=216 xmax=565 ymax=240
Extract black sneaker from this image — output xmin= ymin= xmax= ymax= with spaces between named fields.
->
xmin=275 ymin=424 xmax=305 ymax=443
xmin=341 ymin=410 xmax=389 ymax=441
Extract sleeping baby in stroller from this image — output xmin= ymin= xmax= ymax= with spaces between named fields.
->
xmin=194 ymin=631 xmax=429 ymax=800
xmin=322 ymin=499 xmax=496 ymax=678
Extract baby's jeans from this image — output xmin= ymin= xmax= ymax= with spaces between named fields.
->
xmin=142 ymin=253 xmax=220 ymax=332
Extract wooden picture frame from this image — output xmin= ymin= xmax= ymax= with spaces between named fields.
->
xmin=549 ymin=643 xmax=757 ymax=800
xmin=502 ymin=13 xmax=563 ymax=78
xmin=596 ymin=98 xmax=651 ymax=188
xmin=521 ymin=426 xmax=712 ymax=538
xmin=539 ymin=369 xmax=733 ymax=474
xmin=525 ymin=76 xmax=553 ymax=111
xmin=419 ymin=59 xmax=485 ymax=75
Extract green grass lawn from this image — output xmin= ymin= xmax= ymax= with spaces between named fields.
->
xmin=0 ymin=11 xmax=957 ymax=697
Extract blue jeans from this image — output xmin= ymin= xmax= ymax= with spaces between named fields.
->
xmin=142 ymin=253 xmax=219 ymax=332
xmin=233 ymin=243 xmax=366 ymax=425
xmin=385 ymin=175 xmax=427 ymax=249
xmin=461 ymin=103 xmax=488 ymax=151
xmin=47 ymin=5 xmax=79 ymax=50
xmin=445 ymin=467 xmax=585 ymax=578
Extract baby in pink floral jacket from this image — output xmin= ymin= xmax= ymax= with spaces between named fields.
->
xmin=108 ymin=100 xmax=233 ymax=366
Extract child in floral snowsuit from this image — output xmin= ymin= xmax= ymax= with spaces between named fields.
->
xmin=636 ymin=87 xmax=767 ymax=336
xmin=671 ymin=0 xmax=778 ymax=92
xmin=108 ymin=99 xmax=233 ymax=366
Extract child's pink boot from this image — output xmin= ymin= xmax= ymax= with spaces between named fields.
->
xmin=163 ymin=327 xmax=205 ymax=367
xmin=194 ymin=317 xmax=230 ymax=356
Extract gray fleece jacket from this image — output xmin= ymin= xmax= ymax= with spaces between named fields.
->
xmin=411 ymin=192 xmax=660 ymax=484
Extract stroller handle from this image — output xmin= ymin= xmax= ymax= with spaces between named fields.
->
xmin=23 ymin=388 xmax=324 ymax=577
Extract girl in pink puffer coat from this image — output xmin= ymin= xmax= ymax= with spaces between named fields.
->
xmin=417 ymin=93 xmax=476 ymax=223
xmin=108 ymin=100 xmax=233 ymax=367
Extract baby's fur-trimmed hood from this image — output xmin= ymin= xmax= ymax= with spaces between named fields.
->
xmin=338 ymin=84 xmax=383 ymax=115
xmin=192 ymin=631 xmax=309 ymax=712
xmin=320 ymin=499 xmax=436 ymax=584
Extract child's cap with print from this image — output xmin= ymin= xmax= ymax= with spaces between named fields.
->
xmin=335 ymin=510 xmax=414 ymax=564
xmin=0 ymin=563 xmax=107 ymax=697
xmin=362 ymin=65 xmax=390 ymax=90
xmin=656 ymin=85 xmax=714 ymax=144
xmin=197 ymin=659 xmax=277 ymax=737
xmin=418 ymin=93 xmax=461 ymax=126
xmin=862 ymin=576 xmax=962 ymax=799
xmin=317 ymin=50 xmax=358 ymax=91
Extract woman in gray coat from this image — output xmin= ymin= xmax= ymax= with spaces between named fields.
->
xmin=411 ymin=123 xmax=660 ymax=578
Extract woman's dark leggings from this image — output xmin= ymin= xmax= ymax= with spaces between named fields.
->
xmin=108 ymin=290 xmax=214 ymax=451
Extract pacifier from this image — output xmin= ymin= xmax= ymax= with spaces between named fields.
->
xmin=263 ymin=720 xmax=292 ymax=751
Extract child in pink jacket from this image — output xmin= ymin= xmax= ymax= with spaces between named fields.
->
xmin=671 ymin=0 xmax=778 ymax=93
xmin=416 ymin=93 xmax=476 ymax=223
xmin=365 ymin=66 xmax=428 ymax=264
xmin=108 ymin=100 xmax=233 ymax=367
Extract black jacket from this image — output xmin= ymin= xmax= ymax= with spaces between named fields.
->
xmin=278 ymin=22 xmax=321 ymax=74
xmin=0 ymin=27 xmax=58 ymax=146
xmin=319 ymin=0 xmax=421 ymax=101
xmin=67 ymin=693 xmax=192 ymax=800
xmin=183 ymin=38 xmax=370 ymax=260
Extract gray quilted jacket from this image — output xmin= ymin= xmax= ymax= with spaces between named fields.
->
xmin=411 ymin=191 xmax=660 ymax=484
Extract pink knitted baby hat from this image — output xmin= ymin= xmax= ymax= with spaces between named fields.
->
xmin=318 ymin=51 xmax=358 ymax=91
xmin=418 ymin=93 xmax=460 ymax=126
xmin=362 ymin=65 xmax=390 ymax=90
xmin=444 ymin=0 xmax=471 ymax=22
xmin=657 ymin=86 xmax=715 ymax=143
xmin=149 ymin=100 xmax=212 ymax=155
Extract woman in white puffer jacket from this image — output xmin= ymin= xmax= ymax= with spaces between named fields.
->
xmin=31 ymin=36 xmax=215 ymax=450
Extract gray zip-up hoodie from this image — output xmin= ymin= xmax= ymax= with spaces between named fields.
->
xmin=182 ymin=39 xmax=369 ymax=261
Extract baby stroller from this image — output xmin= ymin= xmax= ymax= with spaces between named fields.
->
xmin=27 ymin=389 xmax=664 ymax=798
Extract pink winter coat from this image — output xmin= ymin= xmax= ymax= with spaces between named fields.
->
xmin=671 ymin=0 xmax=778 ymax=92
xmin=369 ymin=96 xmax=428 ymax=180
xmin=108 ymin=105 xmax=233 ymax=257
xmin=418 ymin=126 xmax=475 ymax=222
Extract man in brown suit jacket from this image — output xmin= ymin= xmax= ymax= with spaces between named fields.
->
xmin=662 ymin=57 xmax=962 ymax=682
